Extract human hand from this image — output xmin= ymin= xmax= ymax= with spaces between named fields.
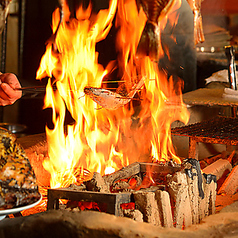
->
xmin=0 ymin=73 xmax=22 ymax=106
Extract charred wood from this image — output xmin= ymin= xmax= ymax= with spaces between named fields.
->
xmin=84 ymin=172 xmax=109 ymax=193
xmin=103 ymin=162 xmax=141 ymax=187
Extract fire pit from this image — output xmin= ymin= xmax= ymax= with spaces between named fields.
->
xmin=3 ymin=0 xmax=238 ymax=236
xmin=45 ymin=160 xmax=216 ymax=229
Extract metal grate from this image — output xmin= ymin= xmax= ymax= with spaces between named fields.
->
xmin=171 ymin=116 xmax=238 ymax=146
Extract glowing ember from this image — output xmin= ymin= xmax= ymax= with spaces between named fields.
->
xmin=36 ymin=0 xmax=189 ymax=189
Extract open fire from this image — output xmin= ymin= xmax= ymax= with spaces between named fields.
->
xmin=3 ymin=1 xmax=238 ymax=236
xmin=15 ymin=0 xmax=220 ymax=229
xmin=14 ymin=0 xmax=219 ymax=230
xmin=35 ymin=0 xmax=190 ymax=189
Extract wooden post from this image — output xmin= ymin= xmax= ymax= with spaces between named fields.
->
xmin=188 ymin=138 xmax=199 ymax=160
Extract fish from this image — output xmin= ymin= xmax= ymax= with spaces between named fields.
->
xmin=186 ymin=0 xmax=205 ymax=45
xmin=84 ymin=77 xmax=144 ymax=110
xmin=136 ymin=0 xmax=175 ymax=61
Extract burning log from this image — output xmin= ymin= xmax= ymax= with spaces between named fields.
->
xmin=218 ymin=165 xmax=238 ymax=195
xmin=103 ymin=162 xmax=181 ymax=192
xmin=68 ymin=183 xmax=86 ymax=191
xmin=85 ymin=172 xmax=109 ymax=193
xmin=117 ymin=160 xmax=216 ymax=228
xmin=111 ymin=175 xmax=142 ymax=193
xmin=103 ymin=162 xmax=141 ymax=187
xmin=47 ymin=160 xmax=217 ymax=229
xmin=111 ymin=180 xmax=131 ymax=192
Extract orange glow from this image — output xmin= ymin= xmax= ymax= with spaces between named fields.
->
xmin=36 ymin=0 xmax=189 ymax=189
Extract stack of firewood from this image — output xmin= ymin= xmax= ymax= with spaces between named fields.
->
xmin=68 ymin=160 xmax=217 ymax=229
xmin=201 ymin=151 xmax=238 ymax=197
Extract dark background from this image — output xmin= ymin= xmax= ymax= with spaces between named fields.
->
xmin=18 ymin=0 xmax=59 ymax=134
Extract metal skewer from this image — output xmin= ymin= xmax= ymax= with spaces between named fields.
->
xmin=15 ymin=85 xmax=57 ymax=93
xmin=14 ymin=85 xmax=119 ymax=93
xmin=225 ymin=45 xmax=237 ymax=90
xmin=225 ymin=45 xmax=237 ymax=117
xmin=14 ymin=78 xmax=150 ymax=93
xmin=14 ymin=80 xmax=126 ymax=93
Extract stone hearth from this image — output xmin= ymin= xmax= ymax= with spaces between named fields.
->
xmin=1 ymin=201 xmax=238 ymax=238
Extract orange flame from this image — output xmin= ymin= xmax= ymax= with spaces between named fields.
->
xmin=36 ymin=0 xmax=189 ymax=189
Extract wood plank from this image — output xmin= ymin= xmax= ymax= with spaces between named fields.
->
xmin=167 ymin=172 xmax=192 ymax=229
xmin=155 ymin=190 xmax=173 ymax=228
xmin=133 ymin=191 xmax=161 ymax=226
xmin=202 ymin=159 xmax=232 ymax=180
xmin=188 ymin=138 xmax=198 ymax=160
xmin=218 ymin=165 xmax=238 ymax=195
xmin=186 ymin=168 xmax=199 ymax=224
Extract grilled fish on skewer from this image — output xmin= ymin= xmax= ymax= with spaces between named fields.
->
xmin=136 ymin=0 xmax=175 ymax=61
xmin=84 ymin=78 xmax=144 ymax=110
xmin=186 ymin=0 xmax=204 ymax=44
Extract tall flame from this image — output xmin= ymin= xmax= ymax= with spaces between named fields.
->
xmin=36 ymin=0 xmax=189 ymax=188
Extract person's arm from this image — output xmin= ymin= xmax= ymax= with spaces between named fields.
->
xmin=0 ymin=73 xmax=22 ymax=106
